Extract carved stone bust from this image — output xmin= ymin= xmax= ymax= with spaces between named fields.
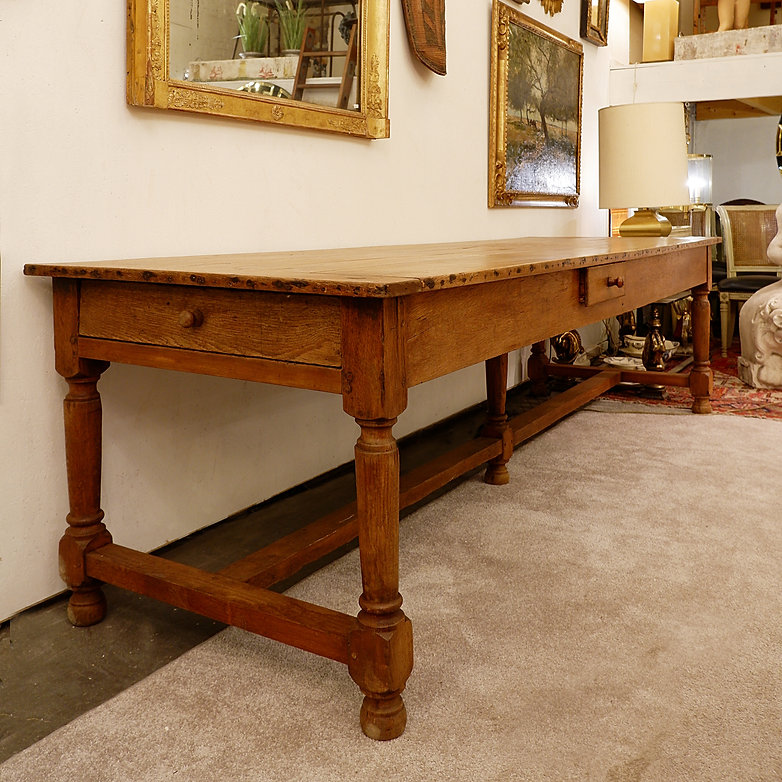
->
xmin=737 ymin=203 xmax=782 ymax=388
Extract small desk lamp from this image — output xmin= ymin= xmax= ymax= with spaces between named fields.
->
xmin=599 ymin=102 xmax=690 ymax=237
xmin=687 ymin=154 xmax=713 ymax=205
xmin=688 ymin=153 xmax=713 ymax=236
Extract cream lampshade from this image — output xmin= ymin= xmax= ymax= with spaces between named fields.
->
xmin=599 ymin=102 xmax=690 ymax=237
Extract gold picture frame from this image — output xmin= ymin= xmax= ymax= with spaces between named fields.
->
xmin=581 ymin=0 xmax=610 ymax=46
xmin=489 ymin=1 xmax=583 ymax=207
xmin=126 ymin=0 xmax=391 ymax=139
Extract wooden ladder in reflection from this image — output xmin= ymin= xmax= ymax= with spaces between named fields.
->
xmin=291 ymin=22 xmax=358 ymax=110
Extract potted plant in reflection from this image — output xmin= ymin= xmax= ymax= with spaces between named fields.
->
xmin=275 ymin=0 xmax=309 ymax=56
xmin=235 ymin=1 xmax=269 ymax=58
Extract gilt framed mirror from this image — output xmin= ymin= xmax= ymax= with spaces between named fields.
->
xmin=127 ymin=0 xmax=390 ymax=138
xmin=580 ymin=0 xmax=609 ymax=46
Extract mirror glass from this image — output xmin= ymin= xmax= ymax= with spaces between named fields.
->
xmin=128 ymin=0 xmax=390 ymax=138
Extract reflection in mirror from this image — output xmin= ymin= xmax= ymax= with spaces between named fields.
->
xmin=172 ymin=1 xmax=359 ymax=110
xmin=127 ymin=0 xmax=390 ymax=137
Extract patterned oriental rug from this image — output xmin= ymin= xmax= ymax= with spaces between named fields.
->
xmin=600 ymin=342 xmax=782 ymax=420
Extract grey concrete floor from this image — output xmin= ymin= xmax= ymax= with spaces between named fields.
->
xmin=0 ymin=384 xmax=544 ymax=763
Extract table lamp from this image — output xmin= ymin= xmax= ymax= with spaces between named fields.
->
xmin=688 ymin=153 xmax=713 ymax=236
xmin=599 ymin=102 xmax=690 ymax=237
xmin=687 ymin=154 xmax=713 ymax=205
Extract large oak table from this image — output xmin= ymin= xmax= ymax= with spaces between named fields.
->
xmin=25 ymin=235 xmax=717 ymax=740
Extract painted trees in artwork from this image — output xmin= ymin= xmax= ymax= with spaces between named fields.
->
xmin=508 ymin=23 xmax=578 ymax=143
xmin=504 ymin=21 xmax=580 ymax=196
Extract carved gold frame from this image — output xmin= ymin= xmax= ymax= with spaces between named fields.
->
xmin=489 ymin=1 xmax=583 ymax=207
xmin=127 ymin=0 xmax=390 ymax=138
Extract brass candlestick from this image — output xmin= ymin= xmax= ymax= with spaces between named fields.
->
xmin=642 ymin=307 xmax=667 ymax=373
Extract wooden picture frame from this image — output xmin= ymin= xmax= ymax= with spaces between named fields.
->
xmin=581 ymin=0 xmax=610 ymax=46
xmin=489 ymin=1 xmax=583 ymax=208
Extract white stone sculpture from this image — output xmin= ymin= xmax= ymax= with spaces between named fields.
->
xmin=717 ymin=0 xmax=750 ymax=31
xmin=737 ymin=203 xmax=782 ymax=388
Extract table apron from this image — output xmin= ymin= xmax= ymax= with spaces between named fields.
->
xmin=79 ymin=281 xmax=343 ymax=367
xmin=404 ymin=247 xmax=708 ymax=386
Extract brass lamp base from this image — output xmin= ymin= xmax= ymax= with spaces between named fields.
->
xmin=618 ymin=208 xmax=672 ymax=237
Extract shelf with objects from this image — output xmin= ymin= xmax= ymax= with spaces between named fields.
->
xmin=610 ymin=0 xmax=782 ymax=113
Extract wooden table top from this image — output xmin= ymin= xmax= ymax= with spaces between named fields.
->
xmin=24 ymin=236 xmax=718 ymax=298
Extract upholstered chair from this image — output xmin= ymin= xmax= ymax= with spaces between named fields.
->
xmin=737 ymin=203 xmax=782 ymax=388
xmin=715 ymin=204 xmax=782 ymax=357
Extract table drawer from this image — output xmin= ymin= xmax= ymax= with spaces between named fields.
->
xmin=580 ymin=262 xmax=627 ymax=306
xmin=79 ymin=281 xmax=342 ymax=367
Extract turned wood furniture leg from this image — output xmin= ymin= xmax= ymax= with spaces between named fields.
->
xmin=341 ymin=297 xmax=412 ymax=740
xmin=51 ymin=278 xmax=113 ymax=625
xmin=347 ymin=417 xmax=413 ymax=740
xmin=690 ymin=283 xmax=713 ymax=414
xmin=61 ymin=362 xmax=113 ymax=626
xmin=528 ymin=341 xmax=550 ymax=396
xmin=482 ymin=354 xmax=512 ymax=485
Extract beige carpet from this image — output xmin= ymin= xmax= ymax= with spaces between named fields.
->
xmin=3 ymin=410 xmax=782 ymax=781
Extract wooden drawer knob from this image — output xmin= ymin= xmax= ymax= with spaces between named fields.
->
xmin=607 ymin=276 xmax=625 ymax=288
xmin=178 ymin=309 xmax=204 ymax=328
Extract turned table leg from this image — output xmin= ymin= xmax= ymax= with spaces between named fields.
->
xmin=482 ymin=354 xmax=512 ymax=485
xmin=60 ymin=362 xmax=112 ymax=626
xmin=341 ymin=297 xmax=412 ymax=740
xmin=347 ymin=417 xmax=413 ymax=740
xmin=527 ymin=341 xmax=550 ymax=397
xmin=690 ymin=282 xmax=713 ymax=414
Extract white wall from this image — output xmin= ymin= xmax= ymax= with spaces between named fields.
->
xmin=0 ymin=0 xmax=610 ymax=620
xmin=693 ymin=115 xmax=782 ymax=205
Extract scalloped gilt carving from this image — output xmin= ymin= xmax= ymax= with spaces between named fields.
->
xmin=365 ymin=55 xmax=384 ymax=118
xmin=328 ymin=116 xmax=368 ymax=135
xmin=168 ymin=89 xmax=225 ymax=111
xmin=539 ymin=0 xmax=564 ymax=15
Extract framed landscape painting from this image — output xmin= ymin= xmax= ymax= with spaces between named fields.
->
xmin=489 ymin=1 xmax=584 ymax=207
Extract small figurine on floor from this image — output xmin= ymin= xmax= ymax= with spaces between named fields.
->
xmin=642 ymin=308 xmax=667 ymax=372
xmin=717 ymin=0 xmax=750 ymax=30
xmin=737 ymin=203 xmax=782 ymax=388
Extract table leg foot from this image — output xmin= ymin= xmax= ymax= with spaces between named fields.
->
xmin=484 ymin=464 xmax=510 ymax=485
xmin=348 ymin=609 xmax=413 ymax=741
xmin=360 ymin=693 xmax=407 ymax=741
xmin=66 ymin=585 xmax=107 ymax=626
